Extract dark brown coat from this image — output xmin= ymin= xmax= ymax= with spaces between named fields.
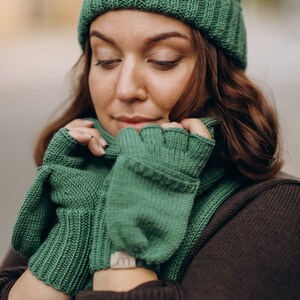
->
xmin=1 ymin=175 xmax=299 ymax=300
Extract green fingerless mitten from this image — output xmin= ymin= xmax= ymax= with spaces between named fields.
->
xmin=12 ymin=128 xmax=109 ymax=295
xmin=108 ymin=125 xmax=215 ymax=266
xmin=90 ymin=120 xmax=216 ymax=273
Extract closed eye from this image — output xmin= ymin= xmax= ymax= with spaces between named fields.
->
xmin=95 ymin=59 xmax=122 ymax=69
xmin=148 ymin=57 xmax=182 ymax=71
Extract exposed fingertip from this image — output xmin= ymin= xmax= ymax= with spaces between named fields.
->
xmin=94 ymin=146 xmax=106 ymax=156
xmin=82 ymin=120 xmax=95 ymax=127
xmin=89 ymin=141 xmax=106 ymax=156
xmin=99 ymin=137 xmax=108 ymax=148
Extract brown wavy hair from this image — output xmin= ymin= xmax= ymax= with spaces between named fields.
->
xmin=34 ymin=28 xmax=282 ymax=181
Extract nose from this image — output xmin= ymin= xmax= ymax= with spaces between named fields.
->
xmin=116 ymin=58 xmax=147 ymax=103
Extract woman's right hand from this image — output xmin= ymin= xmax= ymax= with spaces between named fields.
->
xmin=12 ymin=118 xmax=112 ymax=296
xmin=64 ymin=119 xmax=107 ymax=156
xmin=9 ymin=269 xmax=71 ymax=300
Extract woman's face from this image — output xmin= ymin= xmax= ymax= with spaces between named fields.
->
xmin=89 ymin=10 xmax=198 ymax=137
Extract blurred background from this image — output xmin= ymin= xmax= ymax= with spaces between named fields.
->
xmin=0 ymin=0 xmax=299 ymax=262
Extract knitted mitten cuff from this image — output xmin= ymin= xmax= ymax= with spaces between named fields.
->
xmin=29 ymin=208 xmax=93 ymax=296
xmin=90 ymin=220 xmax=117 ymax=274
xmin=89 ymin=176 xmax=116 ymax=274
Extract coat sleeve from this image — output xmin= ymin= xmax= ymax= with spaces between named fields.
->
xmin=75 ymin=179 xmax=300 ymax=300
xmin=1 ymin=179 xmax=299 ymax=300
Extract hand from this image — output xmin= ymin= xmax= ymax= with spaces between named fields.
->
xmin=161 ymin=118 xmax=212 ymax=140
xmin=12 ymin=118 xmax=110 ymax=295
xmin=9 ymin=269 xmax=71 ymax=300
xmin=90 ymin=118 xmax=217 ymax=285
xmin=65 ymin=119 xmax=107 ymax=156
xmin=93 ymin=268 xmax=158 ymax=292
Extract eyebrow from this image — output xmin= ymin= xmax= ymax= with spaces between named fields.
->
xmin=90 ymin=30 xmax=190 ymax=46
xmin=144 ymin=31 xmax=190 ymax=45
xmin=90 ymin=30 xmax=116 ymax=45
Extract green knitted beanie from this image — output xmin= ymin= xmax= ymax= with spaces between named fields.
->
xmin=78 ymin=0 xmax=247 ymax=69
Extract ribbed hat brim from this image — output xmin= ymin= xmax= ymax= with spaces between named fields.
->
xmin=78 ymin=0 xmax=247 ymax=69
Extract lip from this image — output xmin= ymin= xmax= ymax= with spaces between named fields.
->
xmin=115 ymin=116 xmax=160 ymax=130
xmin=116 ymin=116 xmax=159 ymax=123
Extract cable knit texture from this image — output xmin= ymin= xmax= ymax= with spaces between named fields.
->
xmin=12 ymin=128 xmax=111 ymax=295
xmin=78 ymin=0 xmax=247 ymax=68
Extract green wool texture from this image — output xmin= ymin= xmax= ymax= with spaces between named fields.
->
xmin=89 ymin=172 xmax=117 ymax=274
xmin=78 ymin=0 xmax=247 ymax=68
xmin=90 ymin=120 xmax=217 ymax=273
xmin=12 ymin=128 xmax=110 ymax=295
xmin=12 ymin=118 xmax=245 ymax=293
xmin=89 ymin=118 xmax=244 ymax=279
xmin=108 ymin=126 xmax=215 ymax=262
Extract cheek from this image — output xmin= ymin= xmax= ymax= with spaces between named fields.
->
xmin=151 ymin=68 xmax=191 ymax=112
xmin=88 ymin=71 xmax=115 ymax=109
xmin=157 ymin=85 xmax=180 ymax=111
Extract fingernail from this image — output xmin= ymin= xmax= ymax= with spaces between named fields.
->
xmin=83 ymin=120 xmax=94 ymax=124
xmin=100 ymin=137 xmax=108 ymax=148
xmin=99 ymin=147 xmax=106 ymax=155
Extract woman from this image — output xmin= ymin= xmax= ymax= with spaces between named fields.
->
xmin=1 ymin=1 xmax=299 ymax=299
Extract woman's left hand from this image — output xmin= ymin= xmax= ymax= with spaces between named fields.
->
xmin=161 ymin=118 xmax=212 ymax=140
xmin=91 ymin=118 xmax=216 ymax=292
xmin=93 ymin=268 xmax=158 ymax=292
